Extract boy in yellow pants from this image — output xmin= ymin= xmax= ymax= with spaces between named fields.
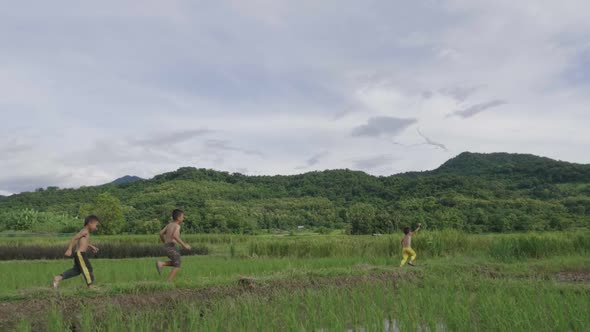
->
xmin=400 ymin=223 xmax=421 ymax=267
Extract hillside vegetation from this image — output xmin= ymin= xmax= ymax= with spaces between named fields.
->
xmin=1 ymin=152 xmax=589 ymax=234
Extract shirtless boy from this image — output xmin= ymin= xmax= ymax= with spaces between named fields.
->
xmin=156 ymin=209 xmax=191 ymax=282
xmin=400 ymin=223 xmax=421 ymax=267
xmin=53 ymin=215 xmax=100 ymax=289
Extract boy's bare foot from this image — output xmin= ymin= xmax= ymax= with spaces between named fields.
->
xmin=156 ymin=261 xmax=163 ymax=275
xmin=52 ymin=276 xmax=61 ymax=289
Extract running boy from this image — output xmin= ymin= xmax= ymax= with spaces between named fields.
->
xmin=53 ymin=215 xmax=100 ymax=289
xmin=400 ymin=223 xmax=421 ymax=267
xmin=156 ymin=209 xmax=191 ymax=282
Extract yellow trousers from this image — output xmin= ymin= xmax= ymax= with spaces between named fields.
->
xmin=400 ymin=248 xmax=416 ymax=267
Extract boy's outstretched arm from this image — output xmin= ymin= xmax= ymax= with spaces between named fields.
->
xmin=65 ymin=229 xmax=88 ymax=256
xmin=413 ymin=223 xmax=422 ymax=234
xmin=159 ymin=227 xmax=167 ymax=243
xmin=172 ymin=227 xmax=191 ymax=250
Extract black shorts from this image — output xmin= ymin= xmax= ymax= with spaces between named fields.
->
xmin=61 ymin=251 xmax=94 ymax=285
xmin=164 ymin=243 xmax=181 ymax=268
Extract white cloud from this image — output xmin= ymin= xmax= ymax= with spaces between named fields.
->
xmin=451 ymin=100 xmax=508 ymax=118
xmin=1 ymin=0 xmax=590 ymax=193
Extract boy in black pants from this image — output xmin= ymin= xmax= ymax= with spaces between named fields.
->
xmin=52 ymin=215 xmax=100 ymax=289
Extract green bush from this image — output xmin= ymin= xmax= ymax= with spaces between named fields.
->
xmin=127 ymin=219 xmax=163 ymax=234
xmin=0 ymin=209 xmax=79 ymax=233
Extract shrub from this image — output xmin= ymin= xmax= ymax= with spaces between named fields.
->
xmin=0 ymin=209 xmax=79 ymax=233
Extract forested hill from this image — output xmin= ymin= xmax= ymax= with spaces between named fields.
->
xmin=1 ymin=152 xmax=589 ymax=234
xmin=109 ymin=175 xmax=143 ymax=185
xmin=433 ymin=152 xmax=590 ymax=181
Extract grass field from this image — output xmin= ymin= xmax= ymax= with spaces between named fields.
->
xmin=1 ymin=231 xmax=589 ymax=331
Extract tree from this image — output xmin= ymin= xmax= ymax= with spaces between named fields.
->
xmin=80 ymin=193 xmax=125 ymax=235
xmin=130 ymin=219 xmax=162 ymax=234
xmin=348 ymin=203 xmax=376 ymax=235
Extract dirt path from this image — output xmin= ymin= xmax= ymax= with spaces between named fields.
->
xmin=0 ymin=271 xmax=418 ymax=331
xmin=555 ymin=269 xmax=590 ymax=282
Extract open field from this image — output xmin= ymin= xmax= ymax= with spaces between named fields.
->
xmin=3 ymin=0 xmax=590 ymax=330
xmin=1 ymin=232 xmax=589 ymax=331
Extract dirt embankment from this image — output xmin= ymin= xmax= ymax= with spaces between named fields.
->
xmin=555 ymin=269 xmax=590 ymax=282
xmin=0 ymin=271 xmax=418 ymax=331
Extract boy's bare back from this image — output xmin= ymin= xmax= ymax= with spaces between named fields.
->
xmin=401 ymin=234 xmax=412 ymax=248
xmin=401 ymin=223 xmax=421 ymax=249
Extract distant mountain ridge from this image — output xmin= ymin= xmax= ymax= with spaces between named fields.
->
xmin=432 ymin=152 xmax=590 ymax=182
xmin=110 ymin=175 xmax=143 ymax=185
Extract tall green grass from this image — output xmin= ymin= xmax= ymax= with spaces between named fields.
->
xmin=3 ymin=231 xmax=589 ymax=261
xmin=489 ymin=232 xmax=590 ymax=259
xmin=247 ymin=231 xmax=487 ymax=258
xmin=247 ymin=231 xmax=590 ymax=260
xmin=21 ymin=275 xmax=590 ymax=332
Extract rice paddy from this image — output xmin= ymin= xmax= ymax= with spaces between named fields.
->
xmin=1 ymin=231 xmax=589 ymax=331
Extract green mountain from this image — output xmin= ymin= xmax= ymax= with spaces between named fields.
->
xmin=433 ymin=152 xmax=590 ymax=181
xmin=110 ymin=175 xmax=144 ymax=185
xmin=1 ymin=152 xmax=589 ymax=234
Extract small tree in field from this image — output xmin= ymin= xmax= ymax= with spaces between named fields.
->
xmin=80 ymin=193 xmax=125 ymax=235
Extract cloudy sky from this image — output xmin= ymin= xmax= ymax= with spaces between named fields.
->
xmin=1 ymin=0 xmax=589 ymax=195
